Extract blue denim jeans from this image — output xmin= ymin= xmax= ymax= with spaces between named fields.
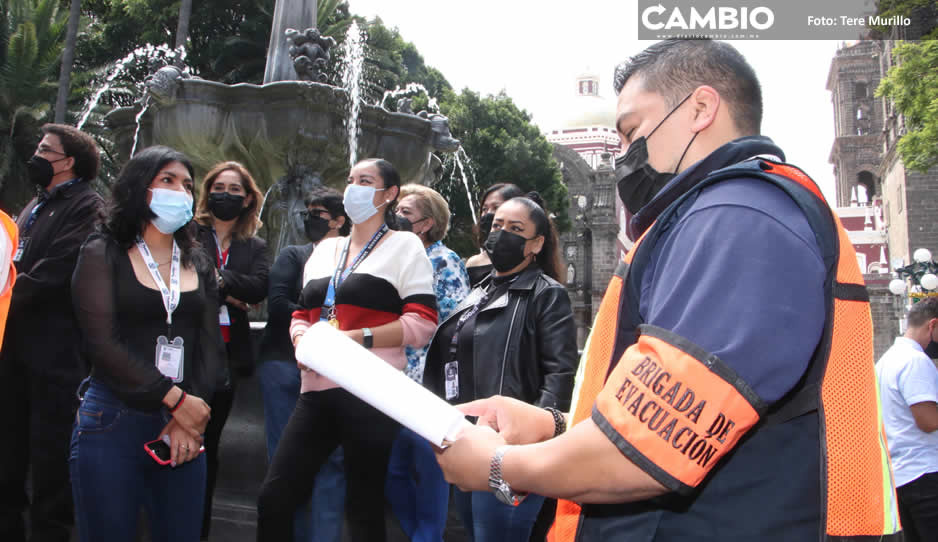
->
xmin=68 ymin=378 xmax=206 ymax=542
xmin=454 ymin=488 xmax=545 ymax=542
xmin=258 ymin=360 xmax=346 ymax=542
xmin=385 ymin=427 xmax=449 ymax=542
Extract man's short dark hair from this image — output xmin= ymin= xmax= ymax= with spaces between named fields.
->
xmin=613 ymin=39 xmax=762 ymax=136
xmin=40 ymin=124 xmax=100 ymax=181
xmin=908 ymin=297 xmax=938 ymax=328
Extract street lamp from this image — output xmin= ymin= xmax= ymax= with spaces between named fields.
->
xmin=889 ymin=248 xmax=938 ymax=333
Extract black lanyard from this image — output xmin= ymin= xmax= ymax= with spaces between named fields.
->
xmin=448 ymin=276 xmax=517 ymax=361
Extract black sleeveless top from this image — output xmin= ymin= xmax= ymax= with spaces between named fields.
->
xmin=112 ymin=250 xmax=203 ymax=393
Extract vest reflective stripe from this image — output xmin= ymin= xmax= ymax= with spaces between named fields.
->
xmin=549 ymin=161 xmax=901 ymax=541
xmin=0 ymin=211 xmax=18 ymax=350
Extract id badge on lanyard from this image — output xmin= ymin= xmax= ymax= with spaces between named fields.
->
xmin=213 ymin=231 xmax=232 ymax=328
xmin=12 ymin=237 xmax=28 ymax=263
xmin=136 ymin=237 xmax=185 ymax=381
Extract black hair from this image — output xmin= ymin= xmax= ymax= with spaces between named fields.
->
xmin=476 ymin=182 xmax=526 ymax=248
xmin=104 ymin=145 xmax=208 ymax=271
xmin=908 ymin=297 xmax=938 ymax=328
xmin=480 ymin=183 xmax=525 ymax=214
xmin=358 ymin=158 xmax=401 ymax=225
xmin=304 ymin=185 xmax=351 ymax=236
xmin=507 ymin=192 xmax=565 ymax=283
xmin=612 ymin=39 xmax=762 ymax=136
xmin=41 ymin=123 xmax=101 ymax=181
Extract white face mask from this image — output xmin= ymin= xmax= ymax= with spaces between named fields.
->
xmin=343 ymin=184 xmax=388 ymax=224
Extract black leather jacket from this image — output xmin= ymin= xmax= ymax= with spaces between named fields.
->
xmin=424 ymin=264 xmax=577 ymax=410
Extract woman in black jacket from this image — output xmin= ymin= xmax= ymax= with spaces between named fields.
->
xmin=193 ymin=161 xmax=270 ymax=539
xmin=424 ymin=193 xmax=577 ymax=542
xmin=70 ymin=146 xmax=225 ymax=542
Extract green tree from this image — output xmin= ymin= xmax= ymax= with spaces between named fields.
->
xmin=435 ymin=89 xmax=568 ymax=256
xmin=876 ymin=40 xmax=938 ymax=173
xmin=0 ymin=0 xmax=66 ymax=211
xmin=871 ymin=0 xmax=937 ymax=40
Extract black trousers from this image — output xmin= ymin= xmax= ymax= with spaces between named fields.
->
xmin=257 ymin=388 xmax=400 ymax=542
xmin=201 ymin=372 xmax=237 ymax=540
xmin=897 ymin=471 xmax=938 ymax=542
xmin=0 ymin=356 xmax=81 ymax=542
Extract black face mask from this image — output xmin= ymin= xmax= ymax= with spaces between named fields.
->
xmin=616 ymin=93 xmax=697 ymax=215
xmin=484 ymin=229 xmax=536 ymax=272
xmin=304 ymin=214 xmax=331 ymax=243
xmin=208 ymin=192 xmax=245 ymax=221
xmin=395 ymin=215 xmax=427 ymax=234
xmin=478 ymin=212 xmax=495 ymax=246
xmin=27 ymin=155 xmax=68 ymax=189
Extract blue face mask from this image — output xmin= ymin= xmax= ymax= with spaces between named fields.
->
xmin=149 ymin=188 xmax=193 ymax=234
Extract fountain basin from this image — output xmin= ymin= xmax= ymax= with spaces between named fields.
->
xmin=105 ymin=78 xmax=440 ymax=191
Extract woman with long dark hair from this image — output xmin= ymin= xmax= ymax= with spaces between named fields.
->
xmin=465 ymin=183 xmax=525 ymax=286
xmin=423 ymin=193 xmax=576 ymax=542
xmin=257 ymin=158 xmax=438 ymax=542
xmin=193 ymin=161 xmax=270 ymax=539
xmin=69 ymin=146 xmax=226 ymax=541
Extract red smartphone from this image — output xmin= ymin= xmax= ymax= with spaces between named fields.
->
xmin=144 ymin=438 xmax=205 ymax=465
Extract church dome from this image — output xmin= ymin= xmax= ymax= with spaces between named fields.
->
xmin=557 ymin=73 xmax=617 ymax=130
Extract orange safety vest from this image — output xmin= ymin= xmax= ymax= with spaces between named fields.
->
xmin=549 ymin=158 xmax=902 ymax=542
xmin=0 ymin=210 xmax=18 ymax=350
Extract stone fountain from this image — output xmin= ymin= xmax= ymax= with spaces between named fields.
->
xmin=105 ymin=0 xmax=459 ymax=253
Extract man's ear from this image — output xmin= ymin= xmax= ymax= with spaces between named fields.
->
xmin=690 ymin=85 xmax=720 ymax=133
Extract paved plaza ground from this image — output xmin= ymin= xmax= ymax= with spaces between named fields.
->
xmin=189 ymin=370 xmax=469 ymax=542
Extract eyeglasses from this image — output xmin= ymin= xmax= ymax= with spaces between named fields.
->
xmin=36 ymin=146 xmax=66 ymax=157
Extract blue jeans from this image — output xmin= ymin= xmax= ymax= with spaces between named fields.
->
xmin=258 ymin=360 xmax=346 ymax=542
xmin=454 ymin=488 xmax=545 ymax=542
xmin=385 ymin=427 xmax=449 ymax=542
xmin=69 ymin=378 xmax=206 ymax=542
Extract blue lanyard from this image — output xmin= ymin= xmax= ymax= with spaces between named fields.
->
xmin=321 ymin=224 xmax=389 ymax=321
xmin=22 ymin=178 xmax=81 ymax=235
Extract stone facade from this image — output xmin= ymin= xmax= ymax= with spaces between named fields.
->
xmin=553 ymin=144 xmax=626 ymax=347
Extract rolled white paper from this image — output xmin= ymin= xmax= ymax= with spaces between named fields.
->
xmin=296 ymin=321 xmax=471 ymax=447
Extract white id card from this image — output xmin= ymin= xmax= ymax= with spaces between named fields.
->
xmin=12 ymin=238 xmax=28 ymax=263
xmin=444 ymin=361 xmax=459 ymax=400
xmin=219 ymin=305 xmax=231 ymax=326
xmin=155 ymin=336 xmax=184 ymax=382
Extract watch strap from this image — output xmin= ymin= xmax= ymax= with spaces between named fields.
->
xmin=362 ymin=327 xmax=373 ymax=349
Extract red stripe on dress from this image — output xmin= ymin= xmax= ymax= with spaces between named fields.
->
xmin=291 ymin=307 xmax=323 ymax=324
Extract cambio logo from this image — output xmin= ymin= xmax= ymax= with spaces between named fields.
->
xmin=642 ymin=4 xmax=775 ymax=31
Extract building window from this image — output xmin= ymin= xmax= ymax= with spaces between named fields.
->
xmin=897 ymin=185 xmax=903 ymax=213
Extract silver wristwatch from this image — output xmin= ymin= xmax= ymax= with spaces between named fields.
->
xmin=488 ymin=445 xmax=527 ymax=506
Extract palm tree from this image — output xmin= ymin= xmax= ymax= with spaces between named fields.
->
xmin=175 ymin=0 xmax=192 ymax=50
xmin=0 ymin=0 xmax=66 ymax=210
xmin=54 ymin=0 xmax=80 ymax=123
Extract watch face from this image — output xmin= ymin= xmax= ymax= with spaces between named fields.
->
xmin=493 ymin=483 xmax=517 ymax=506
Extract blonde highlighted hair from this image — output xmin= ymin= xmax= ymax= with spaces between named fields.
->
xmin=195 ymin=161 xmax=264 ymax=239
xmin=399 ymin=184 xmax=451 ymax=243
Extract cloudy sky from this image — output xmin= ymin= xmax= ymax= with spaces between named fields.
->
xmin=347 ymin=0 xmax=844 ymax=202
